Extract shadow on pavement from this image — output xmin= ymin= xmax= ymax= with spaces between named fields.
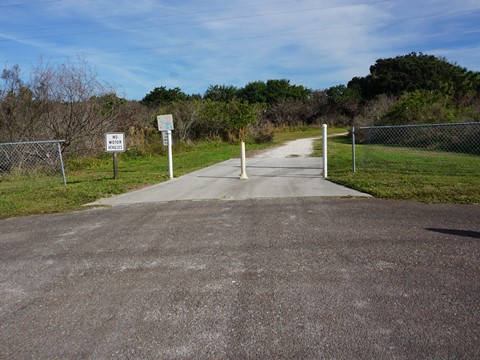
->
xmin=426 ymin=228 xmax=480 ymax=239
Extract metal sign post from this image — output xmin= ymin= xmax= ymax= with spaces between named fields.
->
xmin=157 ymin=115 xmax=175 ymax=179
xmin=113 ymin=152 xmax=119 ymax=179
xmin=162 ymin=131 xmax=168 ymax=146
xmin=105 ymin=132 xmax=125 ymax=179
xmin=167 ymin=130 xmax=173 ymax=179
xmin=322 ymin=124 xmax=328 ymax=178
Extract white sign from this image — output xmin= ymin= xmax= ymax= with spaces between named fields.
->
xmin=162 ymin=131 xmax=171 ymax=146
xmin=105 ymin=133 xmax=125 ymax=152
xmin=157 ymin=114 xmax=174 ymax=131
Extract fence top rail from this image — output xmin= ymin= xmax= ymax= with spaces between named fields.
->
xmin=359 ymin=122 xmax=480 ymax=130
xmin=0 ymin=140 xmax=65 ymax=146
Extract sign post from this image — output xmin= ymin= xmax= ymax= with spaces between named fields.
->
xmin=157 ymin=114 xmax=175 ymax=179
xmin=162 ymin=131 xmax=169 ymax=146
xmin=105 ymin=132 xmax=125 ymax=179
xmin=167 ymin=130 xmax=173 ymax=179
xmin=322 ymin=124 xmax=328 ymax=178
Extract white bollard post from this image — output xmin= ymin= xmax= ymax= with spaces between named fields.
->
xmin=322 ymin=124 xmax=328 ymax=178
xmin=240 ymin=141 xmax=248 ymax=180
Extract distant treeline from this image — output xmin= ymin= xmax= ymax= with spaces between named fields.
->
xmin=1 ymin=53 xmax=479 ymax=156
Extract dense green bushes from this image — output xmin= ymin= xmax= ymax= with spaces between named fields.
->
xmin=2 ymin=53 xmax=479 ymax=158
xmin=349 ymin=53 xmax=480 ymax=127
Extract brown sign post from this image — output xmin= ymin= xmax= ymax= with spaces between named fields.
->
xmin=105 ymin=133 xmax=126 ymax=179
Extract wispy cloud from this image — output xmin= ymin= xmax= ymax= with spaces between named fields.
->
xmin=0 ymin=0 xmax=479 ymax=99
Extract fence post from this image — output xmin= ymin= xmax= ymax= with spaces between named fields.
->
xmin=322 ymin=124 xmax=328 ymax=178
xmin=0 ymin=140 xmax=67 ymax=184
xmin=352 ymin=127 xmax=356 ymax=172
xmin=57 ymin=141 xmax=67 ymax=185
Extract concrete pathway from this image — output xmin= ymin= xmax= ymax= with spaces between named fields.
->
xmin=253 ymin=136 xmax=318 ymax=158
xmin=90 ymin=138 xmax=370 ymax=205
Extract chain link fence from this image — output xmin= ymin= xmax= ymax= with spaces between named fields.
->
xmin=352 ymin=122 xmax=480 ymax=176
xmin=0 ymin=140 xmax=66 ymax=184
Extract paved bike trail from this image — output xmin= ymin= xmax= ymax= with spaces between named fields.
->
xmin=90 ymin=138 xmax=370 ymax=206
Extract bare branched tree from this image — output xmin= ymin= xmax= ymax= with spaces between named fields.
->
xmin=0 ymin=65 xmax=50 ymax=142
xmin=36 ymin=58 xmax=113 ymax=154
xmin=0 ymin=58 xmax=134 ymax=155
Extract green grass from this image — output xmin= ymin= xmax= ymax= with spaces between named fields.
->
xmin=0 ymin=141 xmax=247 ymax=218
xmin=313 ymin=133 xmax=480 ymax=204
xmin=262 ymin=126 xmax=324 ymax=143
xmin=1 ymin=130 xmax=323 ymax=219
xmin=3 ymin=127 xmax=477 ymax=219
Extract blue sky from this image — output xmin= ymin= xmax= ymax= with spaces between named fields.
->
xmin=1 ymin=0 xmax=479 ymax=100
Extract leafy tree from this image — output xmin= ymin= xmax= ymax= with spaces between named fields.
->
xmin=239 ymin=79 xmax=311 ymax=105
xmin=349 ymin=52 xmax=480 ymax=101
xmin=381 ymin=90 xmax=456 ymax=125
xmin=265 ymin=79 xmax=311 ymax=104
xmin=190 ymin=99 xmax=258 ymax=141
xmin=326 ymin=85 xmax=361 ymax=119
xmin=97 ymin=93 xmax=127 ymax=117
xmin=193 ymin=99 xmax=229 ymax=140
xmin=141 ymin=86 xmax=188 ymax=107
xmin=225 ymin=99 xmax=258 ymax=141
xmin=204 ymin=84 xmax=238 ymax=102
xmin=238 ymin=81 xmax=268 ymax=104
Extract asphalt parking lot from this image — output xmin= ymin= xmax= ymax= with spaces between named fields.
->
xmin=1 ymin=197 xmax=479 ymax=359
